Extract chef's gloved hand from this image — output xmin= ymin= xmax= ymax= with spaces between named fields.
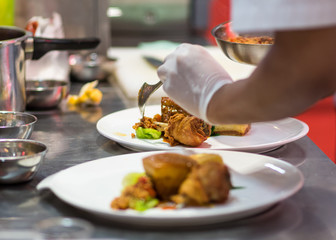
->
xmin=157 ymin=43 xmax=233 ymax=123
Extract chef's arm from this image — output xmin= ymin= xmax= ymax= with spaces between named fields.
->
xmin=207 ymin=26 xmax=336 ymax=124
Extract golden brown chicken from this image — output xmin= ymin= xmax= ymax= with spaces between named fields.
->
xmin=171 ymin=154 xmax=232 ymax=206
xmin=172 ymin=161 xmax=231 ymax=205
xmin=133 ymin=96 xmax=250 ymax=146
xmin=143 ymin=152 xmax=232 ymax=207
xmin=164 ymin=113 xmax=211 ymax=147
xmin=161 ymin=97 xmax=250 ymax=137
xmin=112 ymin=153 xmax=232 ymax=211
xmin=142 ymin=153 xmax=196 ymax=200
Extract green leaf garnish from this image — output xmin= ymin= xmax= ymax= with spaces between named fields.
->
xmin=130 ymin=198 xmax=159 ymax=212
xmin=122 ymin=172 xmax=146 ymax=188
xmin=136 ymin=127 xmax=162 ymax=139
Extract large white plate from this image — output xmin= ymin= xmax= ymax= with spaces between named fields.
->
xmin=96 ymin=105 xmax=309 ymax=153
xmin=37 ymin=150 xmax=304 ymax=227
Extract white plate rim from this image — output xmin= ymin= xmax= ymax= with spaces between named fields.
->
xmin=96 ymin=105 xmax=309 ymax=153
xmin=37 ymin=150 xmax=304 ymax=227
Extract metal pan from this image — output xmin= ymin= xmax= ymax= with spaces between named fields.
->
xmin=0 ymin=26 xmax=100 ymax=111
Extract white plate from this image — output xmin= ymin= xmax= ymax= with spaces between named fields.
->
xmin=37 ymin=150 xmax=304 ymax=227
xmin=96 ymin=105 xmax=309 ymax=153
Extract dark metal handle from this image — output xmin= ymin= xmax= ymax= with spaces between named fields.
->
xmin=32 ymin=37 xmax=100 ymax=60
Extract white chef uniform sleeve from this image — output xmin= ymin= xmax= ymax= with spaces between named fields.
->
xmin=231 ymin=0 xmax=336 ymax=33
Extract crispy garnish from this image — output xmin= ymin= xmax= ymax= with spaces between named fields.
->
xmin=132 ymin=114 xmax=162 ymax=131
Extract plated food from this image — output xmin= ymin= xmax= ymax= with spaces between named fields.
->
xmin=96 ymin=105 xmax=308 ymax=152
xmin=111 ymin=152 xmax=233 ymax=211
xmin=132 ymin=97 xmax=250 ymax=147
xmin=37 ymin=150 xmax=304 ymax=226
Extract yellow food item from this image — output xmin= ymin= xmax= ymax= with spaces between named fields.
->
xmin=67 ymin=95 xmax=79 ymax=105
xmin=87 ymin=88 xmax=103 ymax=104
xmin=213 ymin=124 xmax=251 ymax=136
xmin=189 ymin=153 xmax=223 ymax=165
xmin=172 ymin=160 xmax=232 ymax=206
xmin=78 ymin=93 xmax=90 ymax=103
xmin=67 ymin=80 xmax=102 ymax=106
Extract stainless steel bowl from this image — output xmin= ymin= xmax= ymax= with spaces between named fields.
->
xmin=26 ymin=80 xmax=69 ymax=110
xmin=0 ymin=111 xmax=37 ymax=139
xmin=211 ymin=22 xmax=273 ymax=65
xmin=69 ymin=53 xmax=108 ymax=82
xmin=0 ymin=139 xmax=47 ymax=184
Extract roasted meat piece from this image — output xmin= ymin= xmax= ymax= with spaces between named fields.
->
xmin=112 ymin=153 xmax=232 ymax=211
xmin=190 ymin=153 xmax=233 ymax=192
xmin=161 ymin=97 xmax=191 ymax=123
xmin=143 ymin=153 xmax=196 ymax=200
xmin=164 ymin=113 xmax=211 ymax=147
xmin=171 ymin=154 xmax=232 ymax=206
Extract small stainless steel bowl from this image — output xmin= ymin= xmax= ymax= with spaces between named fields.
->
xmin=69 ymin=53 xmax=108 ymax=82
xmin=0 ymin=139 xmax=47 ymax=184
xmin=211 ymin=22 xmax=273 ymax=65
xmin=26 ymin=80 xmax=69 ymax=110
xmin=0 ymin=111 xmax=37 ymax=139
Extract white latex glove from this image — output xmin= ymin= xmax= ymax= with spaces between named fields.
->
xmin=157 ymin=43 xmax=233 ymax=123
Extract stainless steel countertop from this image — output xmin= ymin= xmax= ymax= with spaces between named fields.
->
xmin=0 ymin=80 xmax=335 ymax=239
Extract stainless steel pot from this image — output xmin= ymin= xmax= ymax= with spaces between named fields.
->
xmin=0 ymin=26 xmax=100 ymax=111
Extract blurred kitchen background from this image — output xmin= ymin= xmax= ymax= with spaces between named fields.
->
xmin=0 ymin=0 xmax=221 ymax=100
xmin=6 ymin=0 xmax=336 ymax=161
xmin=11 ymin=0 xmax=230 ymax=85
xmin=14 ymin=0 xmax=226 ymax=56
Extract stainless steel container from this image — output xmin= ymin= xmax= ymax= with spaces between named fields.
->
xmin=0 ymin=26 xmax=99 ymax=112
xmin=211 ymin=22 xmax=273 ymax=65
xmin=0 ymin=111 xmax=37 ymax=139
xmin=26 ymin=80 xmax=69 ymax=109
xmin=0 ymin=27 xmax=27 ymax=112
xmin=0 ymin=139 xmax=47 ymax=184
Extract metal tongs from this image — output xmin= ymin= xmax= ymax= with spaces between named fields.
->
xmin=138 ymin=56 xmax=164 ymax=118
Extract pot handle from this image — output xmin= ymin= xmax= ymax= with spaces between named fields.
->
xmin=32 ymin=37 xmax=100 ymax=60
